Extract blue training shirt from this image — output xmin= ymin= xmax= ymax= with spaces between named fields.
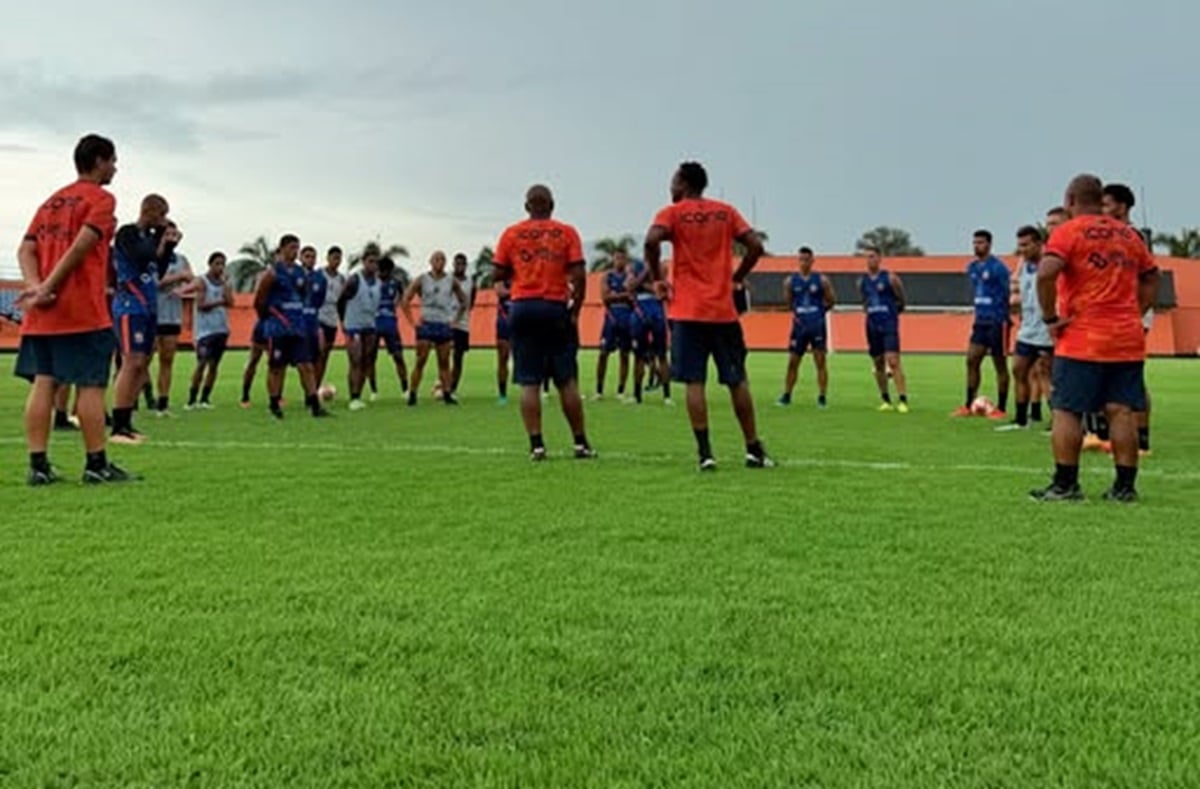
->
xmin=303 ymin=267 xmax=325 ymax=337
xmin=111 ymin=224 xmax=163 ymax=317
xmin=968 ymin=255 xmax=1010 ymax=325
xmin=605 ymin=270 xmax=632 ymax=314
xmin=860 ymin=270 xmax=899 ymax=329
xmin=376 ymin=278 xmax=400 ymax=334
xmin=264 ymin=261 xmax=306 ymax=338
xmin=789 ymin=272 xmax=826 ymax=329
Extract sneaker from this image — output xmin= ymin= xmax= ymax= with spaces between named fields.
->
xmin=1081 ymin=434 xmax=1105 ymax=452
xmin=110 ymin=429 xmax=146 ymax=446
xmin=574 ymin=445 xmax=598 ymax=460
xmin=1102 ymin=486 xmax=1139 ymax=503
xmin=199 ymin=402 xmax=215 ymax=411
xmin=817 ymin=399 xmax=828 ymax=410
xmin=83 ymin=462 xmax=141 ymax=485
xmin=776 ymin=395 xmax=791 ymax=407
xmin=155 ymin=409 xmax=173 ymax=419
xmin=348 ymin=399 xmax=366 ymax=412
xmin=312 ymin=407 xmax=332 ymax=418
xmin=184 ymin=403 xmax=199 ymax=412
xmin=698 ymin=457 xmax=718 ymax=473
xmin=28 ymin=466 xmax=61 ymax=487
xmin=1100 ymin=440 xmax=1113 ymax=455
xmin=443 ymin=394 xmax=460 ymax=406
xmin=592 ymin=392 xmax=604 ymax=402
xmin=951 ymin=406 xmax=973 ymax=418
xmin=1029 ymin=483 xmax=1085 ymax=502
xmin=1139 ymin=448 xmax=1153 ymax=458
xmin=897 ymin=402 xmax=910 ymax=415
xmin=407 ymin=392 xmax=418 ymax=407
xmin=497 ymin=396 xmax=508 ymax=406
xmin=987 ymin=410 xmax=1008 ymax=421
xmin=369 ymin=392 xmax=379 ymax=403
xmin=878 ymin=402 xmax=895 ymax=413
xmin=745 ymin=452 xmax=776 ymax=469
xmin=663 ymin=398 xmax=676 ymax=407
xmin=530 ymin=447 xmax=548 ymax=463
xmin=269 ymin=407 xmax=285 ymax=420
xmin=239 ymin=400 xmax=252 ymax=410
xmin=994 ymin=422 xmax=1028 ymax=432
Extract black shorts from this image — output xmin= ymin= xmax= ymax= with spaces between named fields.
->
xmin=453 ymin=328 xmax=470 ymax=355
xmin=1014 ymin=341 xmax=1053 ymax=359
xmin=320 ymin=324 xmax=339 ymax=349
xmin=196 ymin=333 xmax=229 ymax=364
xmin=790 ymin=322 xmax=827 ymax=355
xmin=297 ymin=333 xmax=319 ymax=365
xmin=1052 ymin=357 xmax=1146 ymax=413
xmin=669 ymin=320 xmax=747 ymax=387
xmin=509 ymin=299 xmax=577 ymax=387
xmin=14 ymin=329 xmax=116 ymax=387
xmin=251 ymin=321 xmax=267 ymax=347
xmin=970 ymin=322 xmax=1009 ymax=357
xmin=378 ymin=329 xmax=403 ymax=358
xmin=157 ymin=323 xmax=182 ymax=338
xmin=267 ymin=335 xmax=303 ymax=369
xmin=866 ymin=323 xmax=900 ymax=358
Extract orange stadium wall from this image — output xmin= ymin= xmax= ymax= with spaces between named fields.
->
xmin=3 ymin=256 xmax=1199 ymax=355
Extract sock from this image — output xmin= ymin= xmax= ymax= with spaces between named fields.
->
xmin=1030 ymin=401 xmax=1043 ymax=422
xmin=201 ymin=385 xmax=213 ymax=403
xmin=662 ymin=380 xmax=671 ymax=400
xmin=1095 ymin=415 xmax=1111 ymax=441
xmin=965 ymin=388 xmax=977 ymax=409
xmin=998 ymin=391 xmax=1009 ymax=413
xmin=530 ymin=433 xmax=545 ymax=452
xmin=241 ymin=381 xmax=251 ymax=402
xmin=30 ymin=452 xmax=50 ymax=473
xmin=270 ymin=395 xmax=282 ymax=412
xmin=1115 ymin=464 xmax=1138 ymax=491
xmin=779 ymin=392 xmax=791 ymax=404
xmin=85 ymin=450 xmax=107 ymax=472
xmin=818 ymin=394 xmax=826 ymax=406
xmin=143 ymin=382 xmax=154 ymax=404
xmin=499 ymin=381 xmax=508 ymax=398
xmin=112 ymin=407 xmax=132 ymax=433
xmin=881 ymin=391 xmax=892 ymax=404
xmin=1053 ymin=463 xmax=1079 ymax=489
xmin=634 ymin=379 xmax=643 ymax=403
xmin=156 ymin=396 xmax=168 ymax=412
xmin=1138 ymin=426 xmax=1150 ymax=451
xmin=54 ymin=409 xmax=70 ymax=427
xmin=573 ymin=433 xmax=589 ymax=449
xmin=188 ymin=387 xmax=199 ymax=405
xmin=408 ymin=390 xmax=417 ymax=405
xmin=746 ymin=440 xmax=765 ymax=459
xmin=306 ymin=393 xmax=319 ymax=414
xmin=543 ymin=379 xmax=550 ymax=394
xmin=1015 ymin=401 xmax=1029 ymax=426
xmin=617 ymin=384 xmax=625 ymax=396
xmin=899 ymin=394 xmax=908 ymax=404
xmin=443 ymin=389 xmax=454 ymax=403
xmin=694 ymin=428 xmax=713 ymax=459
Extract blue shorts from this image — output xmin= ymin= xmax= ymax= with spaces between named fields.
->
xmin=509 ymin=299 xmax=577 ymax=387
xmin=670 ymin=320 xmax=747 ymax=387
xmin=14 ymin=329 xmax=115 ymax=387
xmin=630 ymin=308 xmax=668 ymax=360
xmin=251 ymin=320 xmax=267 ymax=347
xmin=1014 ymin=341 xmax=1053 ymax=359
xmin=320 ymin=323 xmax=339 ymax=349
xmin=866 ymin=323 xmax=900 ymax=358
xmin=790 ymin=321 xmax=827 ymax=355
xmin=417 ymin=321 xmax=453 ymax=345
xmin=296 ymin=333 xmax=319 ymax=365
xmin=196 ymin=333 xmax=229 ymax=364
xmin=1052 ymin=358 xmax=1146 ymax=413
xmin=267 ymin=335 xmax=303 ymax=368
xmin=600 ymin=311 xmax=633 ymax=353
xmin=115 ymin=313 xmax=156 ymax=356
xmin=970 ymin=321 xmax=1010 ymax=357
xmin=378 ymin=329 xmax=404 ymax=357
xmin=496 ymin=310 xmax=512 ymax=343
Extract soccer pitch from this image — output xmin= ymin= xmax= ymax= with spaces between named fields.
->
xmin=2 ymin=350 xmax=1198 ymax=787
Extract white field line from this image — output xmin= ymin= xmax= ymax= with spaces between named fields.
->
xmin=2 ymin=436 xmax=1196 ymax=481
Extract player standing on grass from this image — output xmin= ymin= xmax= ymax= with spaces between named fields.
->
xmin=626 ymin=257 xmax=673 ymax=406
xmin=338 ymin=246 xmax=382 ymax=411
xmin=239 ymin=275 xmax=270 ymax=409
xmin=111 ymin=194 xmax=176 ymax=444
xmin=858 ymin=246 xmax=910 ymax=413
xmin=14 ymin=133 xmax=136 ymax=484
xmin=997 ymin=226 xmax=1053 ymax=431
xmin=595 ymin=250 xmax=634 ymax=401
xmin=372 ymin=256 xmax=410 ymax=401
xmin=494 ymin=276 xmax=513 ymax=405
xmin=492 ymin=184 xmax=594 ymax=460
xmin=778 ymin=246 xmax=835 ymax=408
xmin=954 ymin=230 xmax=1011 ymax=419
xmin=186 ymin=252 xmax=234 ymax=410
xmin=1031 ymin=174 xmax=1158 ymax=502
xmin=1102 ymin=183 xmax=1154 ymax=456
xmin=152 ymin=227 xmax=193 ymax=417
xmin=314 ymin=246 xmax=345 ymax=389
xmin=299 ymin=245 xmax=327 ymax=402
xmin=643 ymin=161 xmax=772 ymax=471
xmin=450 ymin=252 xmax=476 ymax=396
xmin=402 ymin=251 xmax=466 ymax=406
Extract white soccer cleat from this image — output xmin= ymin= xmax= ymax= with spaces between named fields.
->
xmin=663 ymin=398 xmax=676 ymax=407
xmin=348 ymin=399 xmax=366 ymax=412
xmin=368 ymin=392 xmax=378 ymax=403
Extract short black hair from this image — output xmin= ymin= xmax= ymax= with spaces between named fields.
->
xmin=208 ymin=251 xmax=226 ymax=265
xmin=74 ymin=134 xmax=115 ymax=174
xmin=678 ymin=161 xmax=708 ymax=194
xmin=798 ymin=246 xmax=814 ymax=256
xmin=300 ymin=245 xmax=316 ymax=255
xmin=453 ymin=252 xmax=468 ymax=263
xmin=973 ymin=229 xmax=993 ymax=243
xmin=1016 ymin=225 xmax=1043 ymax=242
xmin=378 ymin=256 xmax=396 ymax=274
xmin=1103 ymin=183 xmax=1136 ymax=209
xmin=279 ymin=234 xmax=300 ymax=249
xmin=1047 ymin=206 xmax=1068 ymax=217
xmin=362 ymin=242 xmax=381 ymax=258
xmin=327 ymin=245 xmax=342 ymax=256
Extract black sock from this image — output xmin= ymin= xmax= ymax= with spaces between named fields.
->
xmin=530 ymin=433 xmax=545 ymax=451
xmin=143 ymin=382 xmax=154 ymax=405
xmin=1054 ymin=463 xmax=1079 ymax=489
xmin=270 ymin=395 xmax=282 ymax=412
xmin=881 ymin=391 xmax=892 ymax=404
xmin=201 ymin=385 xmax=213 ymax=403
xmin=1115 ymin=464 xmax=1138 ymax=491
xmin=1095 ymin=415 xmax=1110 ymax=441
xmin=634 ymin=379 xmax=643 ymax=403
xmin=965 ymin=388 xmax=977 ymax=409
xmin=573 ymin=433 xmax=589 ymax=449
xmin=694 ymin=428 xmax=713 ymax=459
xmin=746 ymin=440 xmax=764 ymax=459
xmin=188 ymin=387 xmax=199 ymax=405
xmin=499 ymin=381 xmax=507 ymax=398
xmin=899 ymin=394 xmax=908 ymax=404
xmin=818 ymin=393 xmax=827 ymax=406
xmin=1030 ymin=401 xmax=1043 ymax=422
xmin=156 ymin=396 xmax=168 ymax=412
xmin=306 ymin=393 xmax=319 ymax=414
xmin=241 ymin=382 xmax=251 ymax=402
xmin=1015 ymin=401 xmax=1029 ymax=426
xmin=86 ymin=450 xmax=107 ymax=472
xmin=618 ymin=384 xmax=625 ymax=396
xmin=998 ymin=391 xmax=1009 ymax=413
xmin=662 ymin=380 xmax=671 ymax=400
xmin=54 ymin=409 xmax=70 ymax=427
xmin=1138 ymin=426 xmax=1150 ymax=451
xmin=112 ymin=407 xmax=132 ymax=433
xmin=543 ymin=379 xmax=550 ymax=393
xmin=30 ymin=452 xmax=50 ymax=472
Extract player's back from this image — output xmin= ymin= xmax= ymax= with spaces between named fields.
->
xmin=1047 ymin=215 xmax=1155 ymax=362
xmin=654 ymin=198 xmax=749 ymax=323
xmin=496 ymin=218 xmax=582 ymax=302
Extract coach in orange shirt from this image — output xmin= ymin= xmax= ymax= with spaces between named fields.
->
xmin=1032 ymin=174 xmax=1158 ymax=502
xmin=15 ymin=134 xmax=138 ymax=485
xmin=644 ymin=162 xmax=773 ymax=471
xmin=493 ymin=185 xmax=595 ymax=461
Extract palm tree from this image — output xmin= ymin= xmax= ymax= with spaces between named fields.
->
xmin=855 ymin=226 xmax=925 ymax=257
xmin=733 ymin=229 xmax=769 ymax=258
xmin=229 ymin=236 xmax=274 ymax=292
xmin=349 ymin=242 xmax=411 ymax=289
xmin=589 ymin=235 xmax=638 ymax=272
xmin=473 ymin=246 xmax=496 ymax=289
xmin=1152 ymin=228 xmax=1200 ymax=258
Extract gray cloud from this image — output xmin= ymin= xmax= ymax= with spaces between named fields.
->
xmin=0 ymin=142 xmax=37 ymax=153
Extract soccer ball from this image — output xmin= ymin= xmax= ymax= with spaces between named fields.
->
xmin=318 ymin=384 xmax=337 ymax=402
xmin=971 ymin=396 xmax=995 ymax=416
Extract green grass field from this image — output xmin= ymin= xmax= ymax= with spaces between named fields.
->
xmin=1 ymin=349 xmax=1198 ymax=788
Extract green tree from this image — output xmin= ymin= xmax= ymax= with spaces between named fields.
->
xmin=229 ymin=236 xmax=274 ymax=293
xmin=855 ymin=226 xmax=925 ymax=257
xmin=473 ymin=246 xmax=496 ymax=289
xmin=589 ymin=235 xmax=638 ymax=272
xmin=733 ymin=229 xmax=769 ymax=258
xmin=1152 ymin=228 xmax=1200 ymax=258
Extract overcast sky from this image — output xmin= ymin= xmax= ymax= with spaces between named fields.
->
xmin=1 ymin=0 xmax=1194 ymax=278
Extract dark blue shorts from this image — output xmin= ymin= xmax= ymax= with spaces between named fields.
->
xmin=1014 ymin=341 xmax=1053 ymax=359
xmin=417 ymin=322 xmax=453 ymax=345
xmin=296 ymin=333 xmax=319 ymax=365
xmin=320 ymin=323 xmax=339 ymax=349
xmin=866 ymin=323 xmax=900 ymax=358
xmin=378 ymin=329 xmax=404 ymax=357
xmin=670 ymin=320 xmax=747 ymax=387
xmin=1052 ymin=358 xmax=1146 ymax=413
xmin=267 ymin=335 xmax=303 ymax=368
xmin=631 ymin=309 xmax=668 ymax=360
xmin=600 ymin=312 xmax=633 ymax=353
xmin=115 ymin=313 xmax=156 ymax=356
xmin=196 ymin=333 xmax=229 ymax=364
xmin=14 ymin=329 xmax=115 ymax=387
xmin=970 ymin=321 xmax=1010 ymax=357
xmin=251 ymin=320 xmax=267 ymax=347
xmin=453 ymin=328 xmax=470 ymax=355
xmin=790 ymin=321 xmax=827 ymax=355
xmin=496 ymin=306 xmax=512 ymax=343
xmin=509 ymin=299 xmax=577 ymax=387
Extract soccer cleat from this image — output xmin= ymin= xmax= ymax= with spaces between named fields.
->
xmin=745 ymin=452 xmax=776 ymax=469
xmin=698 ymin=457 xmax=718 ymax=472
xmin=994 ymin=422 xmax=1028 ymax=432
xmin=817 ymin=399 xmax=828 ymax=410
xmin=110 ymin=429 xmax=146 ymax=446
xmin=1139 ymin=448 xmax=1152 ymax=458
xmin=878 ymin=402 xmax=895 ymax=412
xmin=497 ymin=395 xmax=508 ymax=406
xmin=443 ymin=394 xmax=460 ymax=406
xmin=663 ymin=398 xmax=676 ymax=407
xmin=369 ymin=392 xmax=379 ymax=403
xmin=239 ymin=400 xmax=252 ymax=410
xmin=1029 ymin=483 xmax=1085 ymax=502
xmin=155 ymin=409 xmax=173 ymax=419
xmin=574 ymin=445 xmax=598 ymax=460
xmin=951 ymin=406 xmax=973 ymax=418
xmin=592 ymin=392 xmax=604 ymax=401
xmin=348 ymin=399 xmax=366 ymax=412
xmin=776 ymin=395 xmax=791 ymax=407
xmin=1100 ymin=441 xmax=1113 ymax=455
xmin=54 ymin=420 xmax=81 ymax=432
xmin=83 ymin=463 xmax=141 ymax=485
xmin=184 ymin=403 xmax=198 ymax=412
xmin=269 ymin=407 xmax=285 ymax=420
xmin=27 ymin=466 xmax=61 ymax=487
xmin=897 ymin=402 xmax=910 ymax=414
xmin=1102 ymin=486 xmax=1139 ymax=504
xmin=1081 ymin=433 xmax=1105 ymax=452
xmin=312 ymin=407 xmax=332 ymax=418
xmin=200 ymin=402 xmax=215 ymax=411
xmin=407 ymin=392 xmax=418 ymax=407
xmin=987 ymin=410 xmax=1008 ymax=421
xmin=530 ymin=447 xmax=548 ymax=463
